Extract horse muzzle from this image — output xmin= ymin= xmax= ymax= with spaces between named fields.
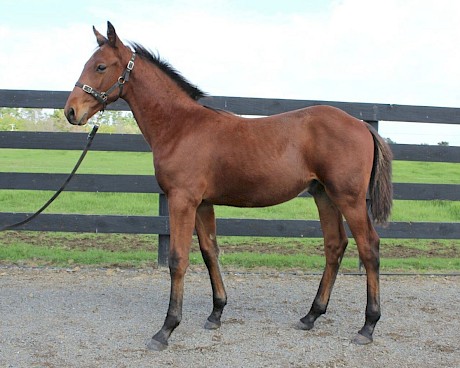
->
xmin=64 ymin=106 xmax=89 ymax=126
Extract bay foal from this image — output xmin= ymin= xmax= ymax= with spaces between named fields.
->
xmin=65 ymin=22 xmax=392 ymax=351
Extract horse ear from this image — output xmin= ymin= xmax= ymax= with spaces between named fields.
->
xmin=107 ymin=21 xmax=121 ymax=48
xmin=93 ymin=26 xmax=107 ymax=47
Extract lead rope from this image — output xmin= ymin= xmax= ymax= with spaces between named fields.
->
xmin=0 ymin=124 xmax=99 ymax=231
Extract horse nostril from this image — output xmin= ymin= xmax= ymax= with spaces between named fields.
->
xmin=66 ymin=107 xmax=76 ymax=123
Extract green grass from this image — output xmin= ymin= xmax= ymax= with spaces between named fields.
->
xmin=1 ymin=242 xmax=458 ymax=272
xmin=0 ymin=190 xmax=159 ymax=215
xmin=0 ymin=229 xmax=458 ymax=271
xmin=391 ymin=200 xmax=460 ymax=222
xmin=0 ymin=242 xmax=155 ymax=268
xmin=0 ymin=149 xmax=153 ymax=175
xmin=216 ymin=252 xmax=460 ymax=272
xmin=392 ymin=161 xmax=460 ymax=184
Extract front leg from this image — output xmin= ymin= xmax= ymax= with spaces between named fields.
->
xmin=146 ymin=192 xmax=198 ymax=351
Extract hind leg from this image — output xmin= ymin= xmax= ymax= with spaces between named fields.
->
xmin=195 ymin=203 xmax=227 ymax=329
xmin=298 ymin=184 xmax=348 ymax=330
xmin=339 ymin=200 xmax=381 ymax=344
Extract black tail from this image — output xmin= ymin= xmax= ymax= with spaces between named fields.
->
xmin=366 ymin=124 xmax=393 ymax=225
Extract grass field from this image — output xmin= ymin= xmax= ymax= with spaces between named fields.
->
xmin=0 ymin=145 xmax=459 ymax=272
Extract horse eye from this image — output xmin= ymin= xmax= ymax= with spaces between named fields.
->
xmin=96 ymin=64 xmax=107 ymax=72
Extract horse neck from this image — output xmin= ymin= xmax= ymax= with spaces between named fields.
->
xmin=122 ymin=59 xmax=200 ymax=150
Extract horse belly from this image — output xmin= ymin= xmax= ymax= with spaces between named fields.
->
xmin=208 ymin=171 xmax=310 ymax=208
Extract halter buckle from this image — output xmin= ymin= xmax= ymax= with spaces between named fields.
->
xmin=127 ymin=60 xmax=135 ymax=71
xmin=82 ymin=85 xmax=93 ymax=94
xmin=100 ymin=92 xmax=108 ymax=102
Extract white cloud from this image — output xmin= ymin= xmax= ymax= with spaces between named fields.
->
xmin=1 ymin=0 xmax=459 ymax=144
xmin=3 ymin=0 xmax=459 ymax=104
xmin=1 ymin=23 xmax=94 ymax=90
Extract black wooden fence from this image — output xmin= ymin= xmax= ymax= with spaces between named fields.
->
xmin=1 ymin=89 xmax=459 ymax=265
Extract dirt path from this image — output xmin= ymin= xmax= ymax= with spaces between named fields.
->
xmin=1 ymin=267 xmax=459 ymax=367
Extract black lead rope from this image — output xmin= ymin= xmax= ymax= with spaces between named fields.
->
xmin=1 ymin=125 xmax=99 ymax=232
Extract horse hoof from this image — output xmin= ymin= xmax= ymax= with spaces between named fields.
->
xmin=146 ymin=338 xmax=168 ymax=351
xmin=295 ymin=320 xmax=314 ymax=331
xmin=204 ymin=319 xmax=221 ymax=330
xmin=352 ymin=333 xmax=373 ymax=345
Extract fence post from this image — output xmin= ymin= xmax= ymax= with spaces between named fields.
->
xmin=158 ymin=193 xmax=170 ymax=267
xmin=367 ymin=120 xmax=379 ymax=131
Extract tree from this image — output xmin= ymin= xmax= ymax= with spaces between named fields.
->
xmin=0 ymin=108 xmax=140 ymax=134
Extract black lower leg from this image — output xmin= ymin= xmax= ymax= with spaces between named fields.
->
xmin=148 ymin=251 xmax=188 ymax=351
xmin=299 ymin=299 xmax=327 ymax=330
xmin=206 ymin=296 xmax=227 ymax=328
xmin=358 ymin=308 xmax=380 ymax=341
xmin=151 ymin=312 xmax=181 ymax=347
xmin=355 ymin=255 xmax=380 ymax=344
xmin=147 ymin=309 xmax=182 ymax=351
xmin=298 ymin=263 xmax=340 ymax=331
xmin=201 ymin=246 xmax=227 ymax=329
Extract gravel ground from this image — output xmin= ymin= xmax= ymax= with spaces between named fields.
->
xmin=0 ymin=267 xmax=459 ymax=368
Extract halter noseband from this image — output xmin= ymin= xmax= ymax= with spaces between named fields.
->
xmin=75 ymin=52 xmax=136 ymax=110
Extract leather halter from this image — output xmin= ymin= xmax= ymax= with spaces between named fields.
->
xmin=75 ymin=52 xmax=136 ymax=110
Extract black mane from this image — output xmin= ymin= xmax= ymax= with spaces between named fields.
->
xmin=129 ymin=42 xmax=206 ymax=101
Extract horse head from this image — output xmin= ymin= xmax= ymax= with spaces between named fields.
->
xmin=64 ymin=22 xmax=134 ymax=125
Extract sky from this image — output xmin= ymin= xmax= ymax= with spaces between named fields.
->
xmin=1 ymin=0 xmax=459 ymax=145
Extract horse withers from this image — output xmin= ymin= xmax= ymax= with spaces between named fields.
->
xmin=64 ymin=22 xmax=392 ymax=351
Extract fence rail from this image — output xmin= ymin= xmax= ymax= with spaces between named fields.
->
xmin=1 ymin=172 xmax=459 ymax=201
xmin=1 ymin=89 xmax=459 ymax=266
xmin=2 ymin=89 xmax=460 ymax=124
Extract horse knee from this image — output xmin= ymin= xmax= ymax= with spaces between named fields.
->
xmin=169 ymin=251 xmax=189 ymax=274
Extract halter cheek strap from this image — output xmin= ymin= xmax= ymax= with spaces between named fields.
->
xmin=75 ymin=52 xmax=136 ymax=110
